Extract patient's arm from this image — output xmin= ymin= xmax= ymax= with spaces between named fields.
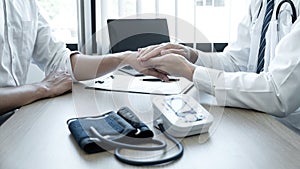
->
xmin=70 ymin=51 xmax=168 ymax=81
xmin=0 ymin=71 xmax=72 ymax=115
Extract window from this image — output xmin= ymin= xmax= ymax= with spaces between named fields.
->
xmin=197 ymin=0 xmax=204 ymax=6
xmin=196 ymin=0 xmax=229 ymax=42
xmin=206 ymin=0 xmax=213 ymax=6
xmin=214 ymin=0 xmax=225 ymax=6
xmin=83 ymin=0 xmax=251 ymax=54
xmin=195 ymin=0 xmax=250 ymax=42
xmin=197 ymin=0 xmax=225 ymax=7
xmin=37 ymin=0 xmax=78 ymax=44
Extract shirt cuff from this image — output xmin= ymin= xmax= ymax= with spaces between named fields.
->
xmin=194 ymin=50 xmax=205 ymax=66
xmin=192 ymin=66 xmax=223 ymax=95
xmin=68 ymin=51 xmax=81 ymax=82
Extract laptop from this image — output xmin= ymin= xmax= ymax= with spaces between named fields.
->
xmin=107 ymin=19 xmax=170 ymax=76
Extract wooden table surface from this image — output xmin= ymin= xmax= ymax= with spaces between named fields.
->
xmin=1 ymin=81 xmax=300 ymax=169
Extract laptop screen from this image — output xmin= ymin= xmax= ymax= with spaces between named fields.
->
xmin=107 ymin=19 xmax=170 ymax=53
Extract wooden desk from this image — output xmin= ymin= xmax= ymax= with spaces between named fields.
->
xmin=1 ymin=82 xmax=300 ymax=169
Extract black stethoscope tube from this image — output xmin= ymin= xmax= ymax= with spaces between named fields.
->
xmin=90 ymin=127 xmax=166 ymax=151
xmin=90 ymin=124 xmax=184 ymax=166
xmin=114 ymin=124 xmax=184 ymax=166
xmin=275 ymin=0 xmax=297 ymax=23
xmin=257 ymin=0 xmax=297 ymax=23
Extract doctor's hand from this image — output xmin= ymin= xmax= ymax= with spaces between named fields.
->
xmin=140 ymin=53 xmax=196 ymax=81
xmin=123 ymin=52 xmax=169 ymax=81
xmin=38 ymin=70 xmax=72 ymax=98
xmin=138 ymin=43 xmax=198 ymax=64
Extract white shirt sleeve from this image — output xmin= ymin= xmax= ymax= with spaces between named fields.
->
xmin=31 ymin=9 xmax=71 ymax=76
xmin=194 ymin=51 xmax=241 ymax=72
xmin=193 ymin=21 xmax=300 ymax=117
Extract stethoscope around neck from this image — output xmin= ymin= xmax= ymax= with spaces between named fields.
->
xmin=257 ymin=0 xmax=297 ymax=24
xmin=275 ymin=0 xmax=297 ymax=24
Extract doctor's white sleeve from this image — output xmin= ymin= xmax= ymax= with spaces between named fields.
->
xmin=193 ymin=21 xmax=300 ymax=117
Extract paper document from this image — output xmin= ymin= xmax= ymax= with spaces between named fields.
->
xmin=86 ymin=74 xmax=193 ymax=95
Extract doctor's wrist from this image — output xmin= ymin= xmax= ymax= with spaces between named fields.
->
xmin=189 ymin=48 xmax=199 ymax=64
xmin=183 ymin=63 xmax=196 ymax=81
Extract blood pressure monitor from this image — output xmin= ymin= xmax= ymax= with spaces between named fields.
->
xmin=153 ymin=95 xmax=213 ymax=137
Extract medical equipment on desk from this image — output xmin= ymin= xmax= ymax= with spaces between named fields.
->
xmin=68 ymin=107 xmax=184 ymax=166
xmin=153 ymin=95 xmax=213 ymax=137
xmin=67 ymin=95 xmax=213 ymax=166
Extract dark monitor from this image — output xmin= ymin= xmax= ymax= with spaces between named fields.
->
xmin=107 ymin=19 xmax=170 ymax=53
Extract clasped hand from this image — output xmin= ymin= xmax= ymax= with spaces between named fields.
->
xmin=136 ymin=43 xmax=197 ymax=81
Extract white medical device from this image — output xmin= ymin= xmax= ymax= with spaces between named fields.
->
xmin=153 ymin=95 xmax=213 ymax=137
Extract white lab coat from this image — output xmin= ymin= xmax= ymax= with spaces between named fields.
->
xmin=193 ymin=0 xmax=300 ymax=129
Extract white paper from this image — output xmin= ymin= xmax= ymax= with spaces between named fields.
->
xmin=87 ymin=75 xmax=193 ymax=95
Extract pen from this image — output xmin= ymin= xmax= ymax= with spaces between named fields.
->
xmin=95 ymin=75 xmax=114 ymax=84
xmin=141 ymin=78 xmax=180 ymax=82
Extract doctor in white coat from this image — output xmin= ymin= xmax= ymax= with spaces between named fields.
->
xmin=138 ymin=0 xmax=300 ymax=131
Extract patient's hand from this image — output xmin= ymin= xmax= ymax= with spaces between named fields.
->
xmin=123 ymin=52 xmax=169 ymax=81
xmin=39 ymin=70 xmax=72 ymax=98
xmin=0 ymin=70 xmax=72 ymax=115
